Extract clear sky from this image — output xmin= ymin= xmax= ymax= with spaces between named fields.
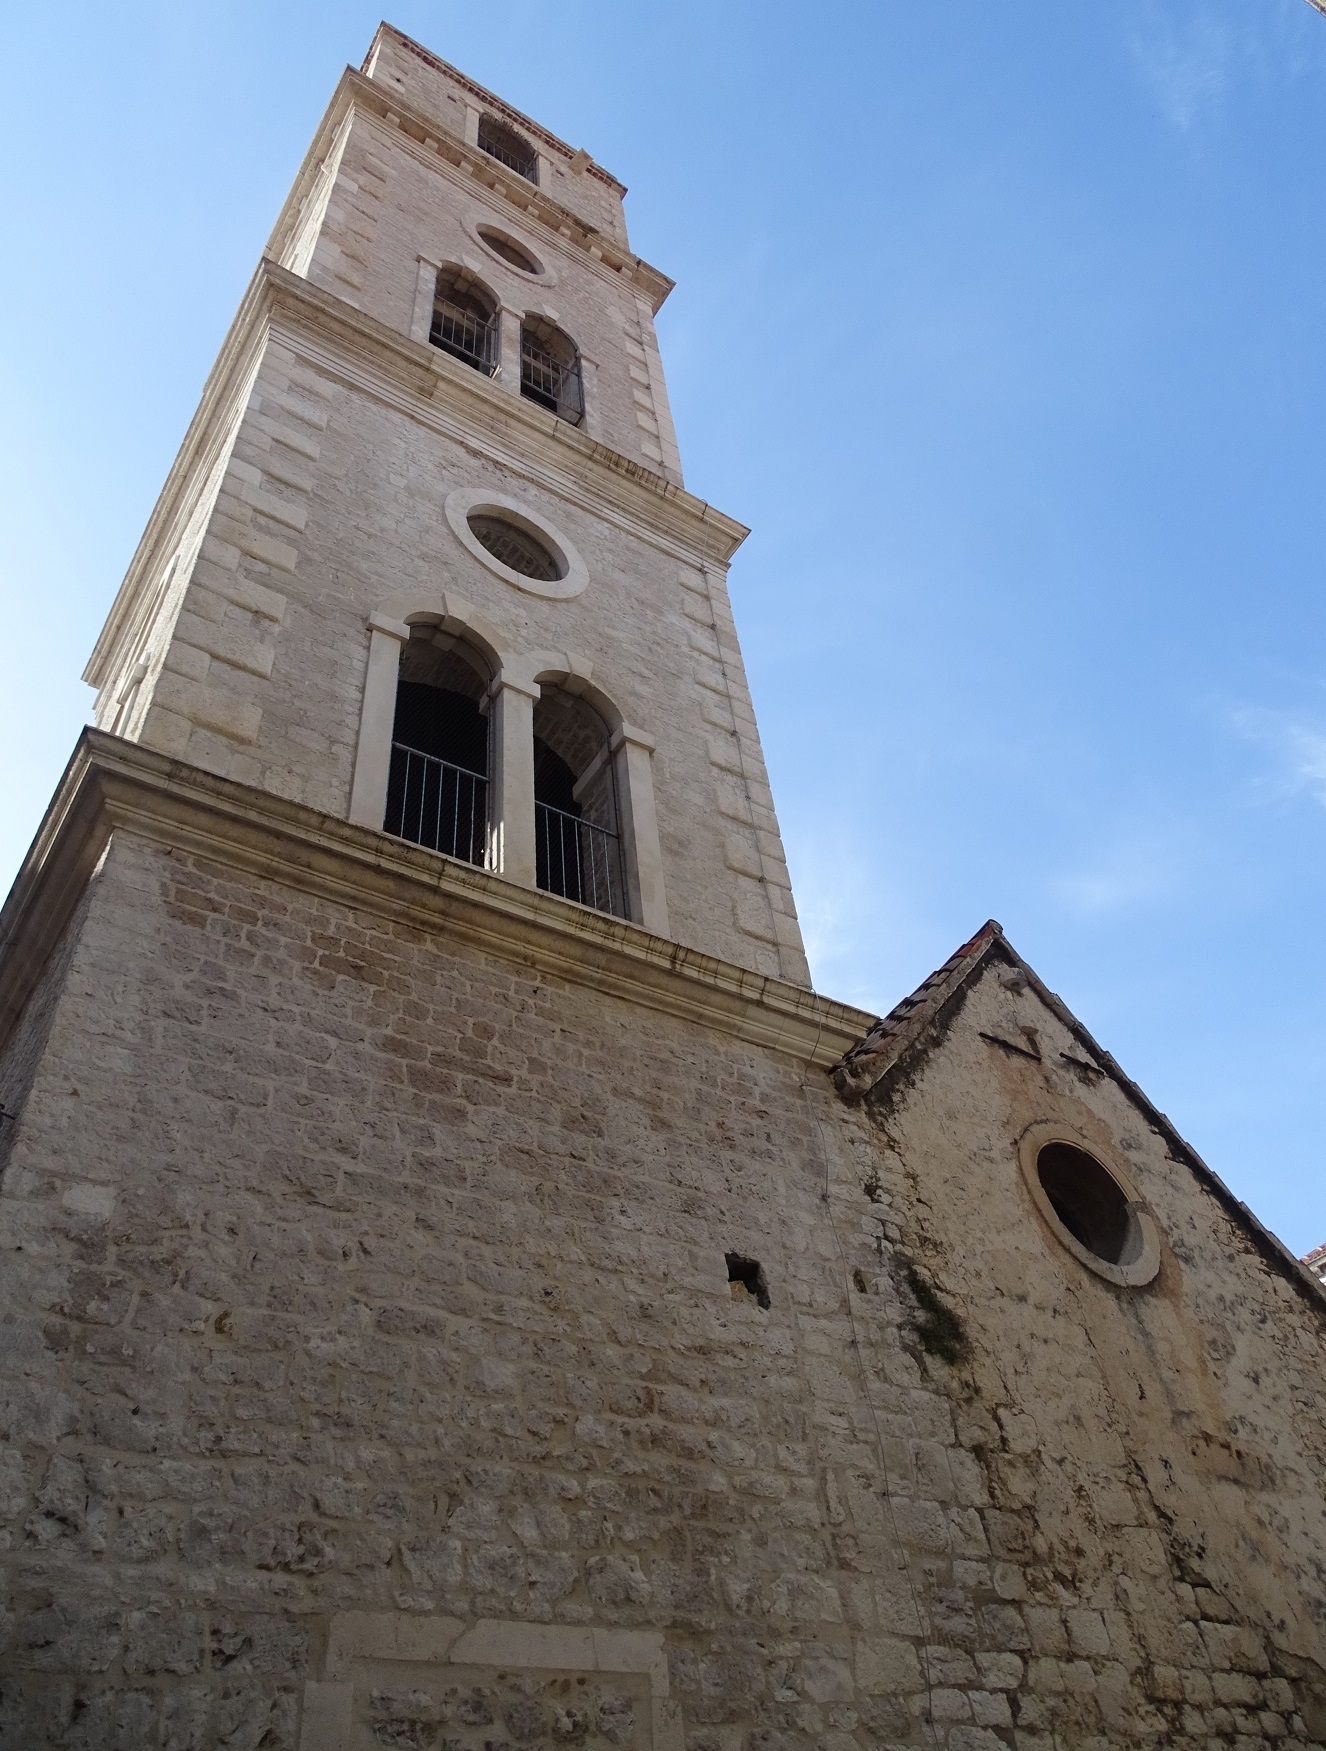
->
xmin=3 ymin=1 xmax=1324 ymax=1254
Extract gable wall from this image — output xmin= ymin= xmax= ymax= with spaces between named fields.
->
xmin=844 ymin=952 xmax=1326 ymax=1741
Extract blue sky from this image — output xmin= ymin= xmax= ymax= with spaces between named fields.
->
xmin=3 ymin=1 xmax=1325 ymax=1252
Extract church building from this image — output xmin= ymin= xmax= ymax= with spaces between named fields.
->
xmin=0 ymin=25 xmax=1323 ymax=1749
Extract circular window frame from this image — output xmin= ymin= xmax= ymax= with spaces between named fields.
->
xmin=468 ymin=219 xmax=552 ymax=283
xmin=445 ymin=489 xmax=588 ymax=601
xmin=1017 ymin=1121 xmax=1161 ymax=1287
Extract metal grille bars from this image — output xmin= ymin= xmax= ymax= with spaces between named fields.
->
xmin=430 ymin=294 xmax=498 ymax=376
xmin=520 ymin=333 xmax=584 ymax=426
xmin=477 ymin=115 xmax=539 ymax=183
xmin=536 ymin=802 xmax=625 ymax=917
xmin=385 ymin=745 xmax=489 ymax=867
xmin=467 ymin=514 xmax=561 ymax=583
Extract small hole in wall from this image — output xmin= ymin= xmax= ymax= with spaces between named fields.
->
xmin=726 ymin=1254 xmax=770 ymax=1310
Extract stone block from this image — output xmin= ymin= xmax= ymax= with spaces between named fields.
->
xmin=123 ymin=1609 xmax=205 ymax=1675
xmin=856 ymin=1635 xmax=924 ymax=1694
xmin=1201 ymin=1622 xmax=1270 ymax=1675
xmin=15 ymin=1604 xmax=122 ymax=1672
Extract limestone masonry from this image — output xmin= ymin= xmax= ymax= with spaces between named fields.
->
xmin=1 ymin=24 xmax=1323 ymax=1751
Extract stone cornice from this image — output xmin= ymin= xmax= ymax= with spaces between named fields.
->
xmin=85 ymin=261 xmax=749 ymax=694
xmin=373 ymin=25 xmax=628 ymax=195
xmin=265 ymin=68 xmax=670 ymax=311
xmin=262 ymin=265 xmax=748 ymax=553
xmin=0 ymin=733 xmax=877 ymax=1070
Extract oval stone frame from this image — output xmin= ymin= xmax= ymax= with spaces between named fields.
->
xmin=469 ymin=218 xmax=552 ymax=283
xmin=1017 ymin=1120 xmax=1161 ymax=1287
xmin=445 ymin=489 xmax=588 ymax=601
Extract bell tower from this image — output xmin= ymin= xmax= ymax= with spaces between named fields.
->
xmin=6 ymin=23 xmax=1326 ymax=1750
xmin=82 ymin=24 xmax=809 ymax=985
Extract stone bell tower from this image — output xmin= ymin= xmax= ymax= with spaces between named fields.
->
xmin=80 ymin=22 xmax=808 ymax=985
xmin=4 ymin=24 xmax=1326 ymax=1751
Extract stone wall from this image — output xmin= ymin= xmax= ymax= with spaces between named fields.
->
xmin=834 ymin=948 xmax=1326 ymax=1749
xmin=362 ymin=27 xmax=632 ymax=248
xmin=0 ymin=815 xmax=1322 ymax=1748
xmin=295 ymin=103 xmax=668 ymax=473
xmin=93 ymin=326 xmax=807 ymax=985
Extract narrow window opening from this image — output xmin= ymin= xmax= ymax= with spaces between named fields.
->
xmin=385 ymin=631 xmax=491 ymax=866
xmin=430 ymin=266 xmax=498 ymax=376
xmin=726 ymin=1254 xmax=770 ymax=1310
xmin=1036 ymin=1142 xmax=1136 ymax=1266
xmin=520 ymin=316 xmax=583 ymax=426
xmin=532 ymin=688 xmax=624 ymax=918
xmin=478 ymin=115 xmax=538 ymax=184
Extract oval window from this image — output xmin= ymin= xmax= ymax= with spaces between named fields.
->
xmin=467 ymin=513 xmax=563 ymax=584
xmin=477 ymin=226 xmax=542 ymax=275
xmin=1037 ymin=1142 xmax=1138 ymax=1266
xmin=1018 ymin=1124 xmax=1161 ymax=1287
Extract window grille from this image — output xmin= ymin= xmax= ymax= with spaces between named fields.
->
xmin=520 ymin=329 xmax=584 ymax=426
xmin=385 ymin=744 xmax=489 ymax=867
xmin=536 ymin=801 xmax=625 ymax=918
xmin=430 ymin=292 xmax=498 ymax=376
xmin=467 ymin=514 xmax=561 ymax=583
xmin=478 ymin=116 xmax=538 ymax=184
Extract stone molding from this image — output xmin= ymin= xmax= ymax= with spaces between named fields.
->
xmin=444 ymin=488 xmax=589 ymax=600
xmin=372 ymin=23 xmax=629 ymax=193
xmin=1016 ymin=1118 xmax=1162 ymax=1289
xmin=466 ymin=216 xmax=554 ymax=285
xmin=345 ymin=598 xmax=667 ymax=928
xmin=85 ymin=261 xmax=747 ymax=699
xmin=300 ymin=1612 xmax=679 ymax=1751
xmin=265 ymin=65 xmax=664 ymax=306
xmin=0 ymin=731 xmax=876 ymax=1068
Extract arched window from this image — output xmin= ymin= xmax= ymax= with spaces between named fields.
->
xmin=532 ymin=687 xmax=624 ymax=917
xmin=384 ymin=628 xmax=492 ymax=866
xmin=429 ymin=266 xmax=499 ymax=376
xmin=477 ymin=115 xmax=538 ymax=184
xmin=519 ymin=317 xmax=583 ymax=426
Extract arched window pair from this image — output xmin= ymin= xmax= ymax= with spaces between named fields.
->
xmin=383 ymin=628 xmax=623 ymax=916
xmin=349 ymin=603 xmax=669 ymax=936
xmin=429 ymin=267 xmax=583 ymax=427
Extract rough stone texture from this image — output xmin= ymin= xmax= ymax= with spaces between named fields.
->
xmin=0 ymin=830 xmax=1323 ymax=1746
xmin=84 ymin=20 xmax=804 ymax=984
xmin=362 ymin=27 xmax=632 ymax=247
xmin=11 ymin=23 xmax=1324 ymax=1748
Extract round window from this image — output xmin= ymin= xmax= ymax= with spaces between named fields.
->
xmin=445 ymin=489 xmax=588 ymax=601
xmin=1036 ymin=1143 xmax=1135 ymax=1264
xmin=467 ymin=513 xmax=563 ymax=584
xmin=1018 ymin=1124 xmax=1160 ymax=1287
xmin=477 ymin=226 xmax=542 ymax=276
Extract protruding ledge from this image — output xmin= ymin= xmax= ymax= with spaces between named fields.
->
xmin=0 ymin=731 xmax=878 ymax=1070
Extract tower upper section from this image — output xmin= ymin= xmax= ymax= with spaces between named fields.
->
xmin=81 ymin=25 xmax=810 ymax=986
xmin=274 ymin=25 xmax=682 ymax=481
xmin=363 ymin=28 xmax=632 ymax=248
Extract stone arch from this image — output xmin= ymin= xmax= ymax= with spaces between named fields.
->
xmin=347 ymin=595 xmax=513 ymax=836
xmin=525 ymin=656 xmax=668 ymax=937
xmin=429 ymin=264 xmax=499 ymax=376
xmin=519 ymin=314 xmax=583 ymax=425
xmin=348 ymin=619 xmax=669 ymax=937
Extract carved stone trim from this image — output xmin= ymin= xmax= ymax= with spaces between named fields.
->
xmin=300 ymin=1613 xmax=680 ymax=1751
xmin=0 ymin=731 xmax=876 ymax=1068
